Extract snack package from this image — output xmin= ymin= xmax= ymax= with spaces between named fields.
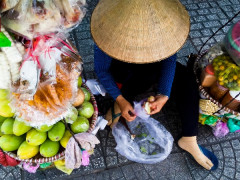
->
xmin=1 ymin=0 xmax=86 ymax=39
xmin=11 ymin=35 xmax=82 ymax=127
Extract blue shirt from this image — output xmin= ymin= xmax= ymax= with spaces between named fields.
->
xmin=94 ymin=45 xmax=177 ymax=100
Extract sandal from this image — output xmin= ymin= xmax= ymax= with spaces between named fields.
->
xmin=199 ymin=145 xmax=219 ymax=171
xmin=105 ymin=102 xmax=121 ymax=128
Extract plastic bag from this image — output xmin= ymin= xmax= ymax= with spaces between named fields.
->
xmin=112 ymin=102 xmax=173 ymax=164
xmin=224 ymin=20 xmax=240 ymax=66
xmin=85 ymin=79 xmax=107 ymax=96
xmin=10 ymin=35 xmax=82 ymax=127
xmin=1 ymin=0 xmax=86 ymax=39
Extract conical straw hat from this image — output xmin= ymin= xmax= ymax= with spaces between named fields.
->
xmin=91 ymin=0 xmax=190 ymax=63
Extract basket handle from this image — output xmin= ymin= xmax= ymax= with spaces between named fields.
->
xmin=198 ymin=10 xmax=240 ymax=55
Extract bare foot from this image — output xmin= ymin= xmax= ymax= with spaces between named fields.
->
xmin=178 ymin=136 xmax=213 ymax=170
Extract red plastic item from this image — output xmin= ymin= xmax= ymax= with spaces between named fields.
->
xmin=0 ymin=150 xmax=20 ymax=167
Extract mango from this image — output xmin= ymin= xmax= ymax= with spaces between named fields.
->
xmin=40 ymin=140 xmax=60 ymax=157
xmin=0 ymin=134 xmax=24 ymax=151
xmin=13 ymin=120 xmax=32 ymax=136
xmin=1 ymin=118 xmax=14 ymax=134
xmin=0 ymin=122 xmax=4 ymax=136
xmin=36 ymin=124 xmax=53 ymax=132
xmin=48 ymin=122 xmax=65 ymax=141
xmin=0 ymin=99 xmax=14 ymax=117
xmin=26 ymin=129 xmax=47 ymax=146
xmin=71 ymin=116 xmax=89 ymax=133
xmin=78 ymin=76 xmax=82 ymax=87
xmin=81 ymin=87 xmax=91 ymax=101
xmin=65 ymin=107 xmax=78 ymax=124
xmin=60 ymin=130 xmax=72 ymax=148
xmin=17 ymin=141 xmax=39 ymax=159
xmin=78 ymin=101 xmax=94 ymax=118
xmin=0 ymin=115 xmax=6 ymax=123
xmin=0 ymin=89 xmax=9 ymax=100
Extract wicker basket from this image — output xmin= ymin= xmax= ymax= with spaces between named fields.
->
xmin=4 ymin=84 xmax=98 ymax=163
xmin=194 ymin=51 xmax=240 ymax=120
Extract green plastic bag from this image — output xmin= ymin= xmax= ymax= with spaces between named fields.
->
xmin=0 ymin=32 xmax=11 ymax=47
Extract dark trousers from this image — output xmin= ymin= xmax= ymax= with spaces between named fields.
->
xmin=110 ymin=61 xmax=199 ymax=137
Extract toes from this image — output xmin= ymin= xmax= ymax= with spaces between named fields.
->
xmin=206 ymin=159 xmax=214 ymax=168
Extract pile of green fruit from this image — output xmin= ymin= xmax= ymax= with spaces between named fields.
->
xmin=0 ymin=77 xmax=95 ymax=160
xmin=212 ymin=55 xmax=240 ymax=90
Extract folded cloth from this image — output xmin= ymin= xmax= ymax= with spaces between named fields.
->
xmin=65 ymin=133 xmax=100 ymax=169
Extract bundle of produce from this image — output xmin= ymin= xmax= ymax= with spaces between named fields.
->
xmin=0 ymin=84 xmax=97 ymax=162
xmin=1 ymin=0 xmax=86 ymax=39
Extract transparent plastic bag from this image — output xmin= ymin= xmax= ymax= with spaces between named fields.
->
xmin=2 ymin=0 xmax=86 ymax=39
xmin=112 ymin=102 xmax=173 ymax=164
xmin=10 ymin=35 xmax=82 ymax=127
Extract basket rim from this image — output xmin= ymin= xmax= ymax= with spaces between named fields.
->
xmin=5 ymin=83 xmax=98 ymax=163
xmin=194 ymin=50 xmax=240 ymax=117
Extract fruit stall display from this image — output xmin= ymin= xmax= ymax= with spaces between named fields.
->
xmin=0 ymin=0 xmax=100 ymax=174
xmin=194 ymin=20 xmax=240 ymax=137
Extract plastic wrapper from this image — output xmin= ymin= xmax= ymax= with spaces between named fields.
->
xmin=10 ymin=35 xmax=82 ymax=127
xmin=213 ymin=121 xmax=229 ymax=138
xmin=224 ymin=20 xmax=240 ymax=66
xmin=1 ymin=0 xmax=86 ymax=39
xmin=0 ymin=0 xmax=19 ymax=13
xmin=85 ymin=79 xmax=107 ymax=96
xmin=112 ymin=101 xmax=173 ymax=164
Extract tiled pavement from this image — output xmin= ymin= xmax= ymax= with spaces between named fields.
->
xmin=1 ymin=0 xmax=240 ymax=179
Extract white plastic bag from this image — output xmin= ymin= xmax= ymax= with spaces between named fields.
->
xmin=85 ymin=79 xmax=106 ymax=96
xmin=112 ymin=101 xmax=173 ymax=164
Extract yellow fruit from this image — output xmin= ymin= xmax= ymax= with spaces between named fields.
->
xmin=233 ymin=75 xmax=238 ymax=80
xmin=26 ymin=129 xmax=47 ymax=146
xmin=17 ymin=141 xmax=39 ymax=159
xmin=60 ymin=130 xmax=72 ymax=148
xmin=13 ymin=120 xmax=32 ymax=136
xmin=0 ymin=99 xmax=14 ymax=117
xmin=36 ymin=124 xmax=53 ymax=132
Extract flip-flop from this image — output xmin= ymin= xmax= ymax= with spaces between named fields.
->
xmin=199 ymin=145 xmax=219 ymax=171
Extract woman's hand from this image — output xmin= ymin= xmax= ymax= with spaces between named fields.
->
xmin=116 ymin=95 xmax=136 ymax=122
xmin=148 ymin=94 xmax=169 ymax=115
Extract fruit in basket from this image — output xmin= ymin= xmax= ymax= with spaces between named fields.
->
xmin=36 ymin=124 xmax=54 ymax=133
xmin=1 ymin=118 xmax=14 ymax=134
xmin=0 ymin=134 xmax=24 ymax=151
xmin=78 ymin=77 xmax=83 ymax=87
xmin=48 ymin=122 xmax=65 ymax=141
xmin=71 ymin=116 xmax=89 ymax=133
xmin=0 ymin=116 xmax=6 ymax=123
xmin=65 ymin=107 xmax=78 ymax=124
xmin=26 ymin=129 xmax=47 ymax=146
xmin=81 ymin=87 xmax=91 ymax=101
xmin=78 ymin=101 xmax=94 ymax=118
xmin=13 ymin=120 xmax=32 ymax=136
xmin=40 ymin=140 xmax=60 ymax=158
xmin=212 ymin=55 xmax=240 ymax=90
xmin=73 ymin=88 xmax=85 ymax=107
xmin=17 ymin=141 xmax=39 ymax=159
xmin=0 ymin=89 xmax=9 ymax=100
xmin=60 ymin=130 xmax=72 ymax=148
xmin=0 ymin=122 xmax=4 ymax=136
xmin=0 ymin=99 xmax=14 ymax=117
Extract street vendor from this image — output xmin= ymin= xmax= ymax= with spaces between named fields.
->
xmin=91 ymin=0 xmax=215 ymax=170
